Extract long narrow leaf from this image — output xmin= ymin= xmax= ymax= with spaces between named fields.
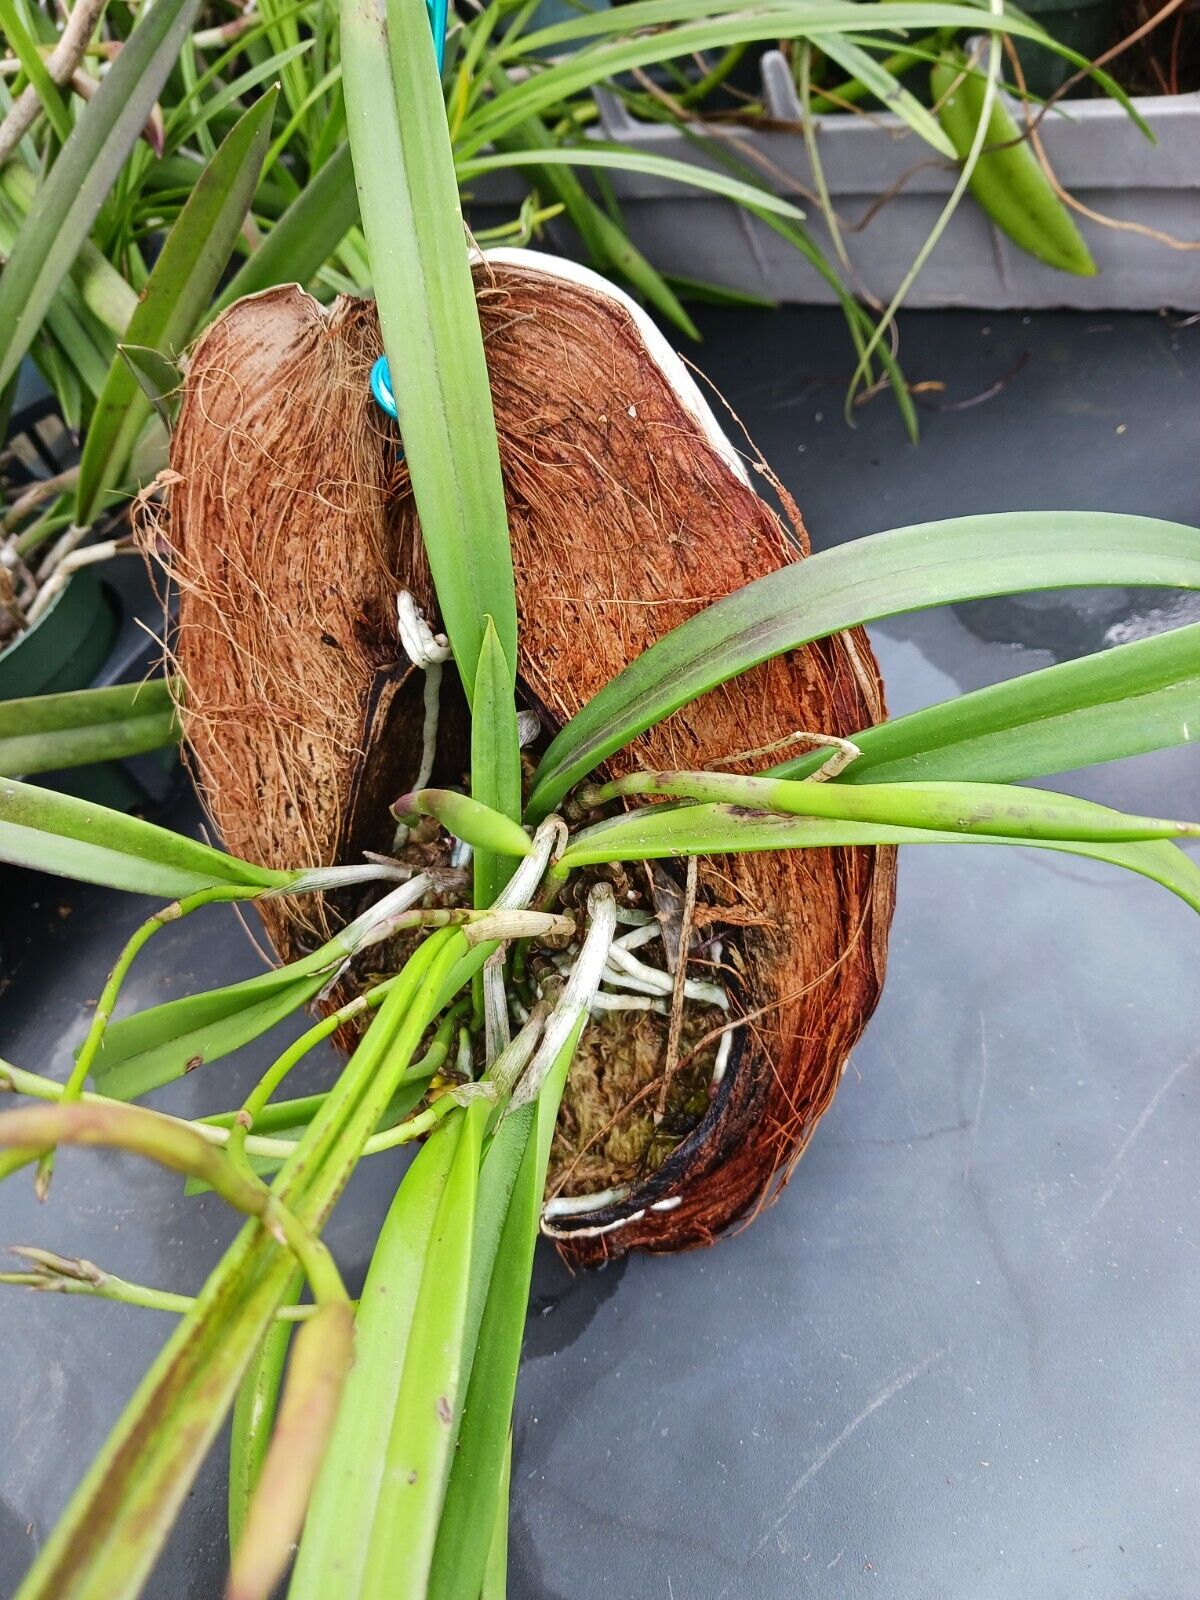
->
xmin=811 ymin=31 xmax=955 ymax=156
xmin=0 ymin=679 xmax=179 ymax=776
xmin=468 ymin=5 xmax=1141 ymax=158
xmin=359 ymin=1100 xmax=488 ymax=1598
xmin=76 ymin=91 xmax=278 ymax=525
xmin=0 ymin=777 xmax=287 ymax=896
xmin=586 ymin=772 xmax=1200 ymax=844
xmin=528 ymin=513 xmax=1200 ymax=817
xmin=559 ymin=802 xmax=1200 ymax=914
xmin=118 ymin=345 xmax=184 ymax=428
xmin=429 ymin=1023 xmax=582 ymax=1600
xmin=216 ymin=142 xmax=358 ymax=308
xmin=0 ymin=0 xmax=202 ymax=393
xmin=12 ymin=933 xmax=467 ymax=1600
xmin=459 ymin=145 xmax=806 ymax=219
xmin=228 ymin=1274 xmax=302 ymax=1555
xmin=289 ymin=1118 xmax=465 ymax=1599
xmin=341 ymin=0 xmax=516 ymax=695
xmin=774 ymin=621 xmax=1200 ymax=786
xmin=472 ymin=618 xmax=523 ymax=908
xmin=93 ymin=970 xmax=328 ymax=1102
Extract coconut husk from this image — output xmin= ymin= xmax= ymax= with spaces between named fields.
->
xmin=153 ymin=254 xmax=896 ymax=1261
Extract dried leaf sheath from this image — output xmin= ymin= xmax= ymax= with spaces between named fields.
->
xmin=156 ymin=257 xmax=895 ymax=1258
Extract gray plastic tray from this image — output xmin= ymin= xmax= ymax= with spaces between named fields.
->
xmin=591 ymin=51 xmax=1200 ymax=310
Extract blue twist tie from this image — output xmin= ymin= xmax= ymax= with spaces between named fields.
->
xmin=368 ymin=0 xmax=449 ymax=425
xmin=370 ymin=354 xmax=397 ymax=419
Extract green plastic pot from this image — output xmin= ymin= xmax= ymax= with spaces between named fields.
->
xmin=0 ymin=568 xmax=118 ymax=700
xmin=1015 ymin=0 xmax=1124 ymax=97
xmin=0 ymin=571 xmax=155 ymax=809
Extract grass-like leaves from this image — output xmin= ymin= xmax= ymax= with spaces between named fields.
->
xmin=75 ymin=89 xmax=279 ymax=526
xmin=0 ymin=680 xmax=179 ymax=777
xmin=0 ymin=0 xmax=202 ymax=393
xmin=770 ymin=622 xmax=1200 ymax=787
xmin=529 ymin=513 xmax=1200 ymax=817
xmin=341 ymin=0 xmax=516 ymax=698
xmin=0 ymin=778 xmax=287 ymax=896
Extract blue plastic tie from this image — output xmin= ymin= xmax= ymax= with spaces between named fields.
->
xmin=370 ymin=354 xmax=397 ymax=419
xmin=427 ymin=0 xmax=448 ymax=70
xmin=370 ymin=0 xmax=448 ymax=424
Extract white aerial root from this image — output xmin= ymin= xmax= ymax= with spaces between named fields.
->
xmin=550 ymin=913 xmax=727 ymax=1012
xmin=511 ymin=883 xmax=616 ymax=1112
xmin=463 ymin=910 xmax=575 ymax=947
xmin=539 ymin=1192 xmax=681 ymax=1238
xmin=543 ymin=1183 xmax=633 ymax=1221
xmin=495 ymin=816 xmax=568 ymax=911
xmin=455 ymin=1026 xmax=475 ymax=1078
xmin=710 ymin=728 xmax=862 ymax=781
xmin=26 ymin=537 xmax=131 ymax=626
xmin=601 ymin=943 xmax=728 ymax=1011
xmin=709 ymin=1028 xmax=735 ymax=1088
xmin=540 ymin=1208 xmax=648 ymax=1241
xmin=517 ymin=710 xmax=541 ymax=748
xmin=798 ymin=733 xmax=862 ymax=782
xmin=588 ymin=992 xmax=667 ymax=1014
xmin=485 ymin=1003 xmax=549 ymax=1098
xmin=483 ymin=949 xmax=510 ymax=1067
xmin=313 ymin=872 xmax=435 ymax=1002
xmin=269 ymin=861 xmax=415 ymax=895
xmin=395 ymin=591 xmax=451 ymax=805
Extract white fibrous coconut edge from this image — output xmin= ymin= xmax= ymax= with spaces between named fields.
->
xmin=483 ymin=247 xmax=752 ymax=487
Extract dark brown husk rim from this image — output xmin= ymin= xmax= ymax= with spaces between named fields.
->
xmin=151 ymin=260 xmax=896 ymax=1262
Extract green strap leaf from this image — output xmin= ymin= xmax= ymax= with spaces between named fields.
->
xmin=558 ymin=801 xmax=1200 ymax=915
xmin=0 ymin=777 xmax=286 ymax=896
xmin=228 ymin=1273 xmax=302 ymax=1555
xmin=585 ymin=772 xmax=1200 ymax=845
xmin=933 ymin=48 xmax=1096 ymax=277
xmin=480 ymin=1435 xmax=511 ymax=1600
xmin=215 ymin=142 xmax=358 ymax=309
xmin=0 ymin=679 xmax=179 ymax=777
xmin=76 ymin=88 xmax=278 ymax=526
xmin=429 ymin=1022 xmax=581 ymax=1600
xmin=773 ymin=621 xmax=1200 ymax=786
xmin=528 ymin=513 xmax=1200 ymax=818
xmin=426 ymin=1112 xmax=539 ymax=1600
xmin=459 ymin=145 xmax=807 ymax=220
xmin=398 ymin=787 xmax=532 ymax=862
xmin=342 ymin=0 xmax=516 ymax=697
xmin=359 ymin=1100 xmax=488 ymax=1599
xmin=0 ymin=0 xmax=73 ymax=145
xmin=0 ymin=0 xmax=203 ymax=394
xmin=289 ymin=1117 xmax=465 ymax=1600
xmin=93 ymin=970 xmax=329 ymax=1102
xmin=472 ymin=617 xmax=524 ymax=908
xmin=10 ymin=935 xmax=467 ymax=1600
xmin=117 ymin=344 xmax=184 ymax=429
xmin=469 ymin=3 xmax=1142 ymax=158
xmin=812 ymin=31 xmax=955 ymax=158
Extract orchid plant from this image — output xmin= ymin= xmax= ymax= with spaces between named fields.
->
xmin=0 ymin=0 xmax=1198 ymax=1597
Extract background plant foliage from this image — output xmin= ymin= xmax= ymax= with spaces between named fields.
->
xmin=1 ymin=0 xmax=1142 ymax=591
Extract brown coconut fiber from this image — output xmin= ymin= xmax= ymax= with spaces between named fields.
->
xmin=153 ymin=258 xmax=896 ymax=1261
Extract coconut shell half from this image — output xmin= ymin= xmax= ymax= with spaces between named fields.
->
xmin=154 ymin=252 xmax=896 ymax=1261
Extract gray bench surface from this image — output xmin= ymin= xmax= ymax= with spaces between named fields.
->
xmin=0 ymin=303 xmax=1197 ymax=1600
